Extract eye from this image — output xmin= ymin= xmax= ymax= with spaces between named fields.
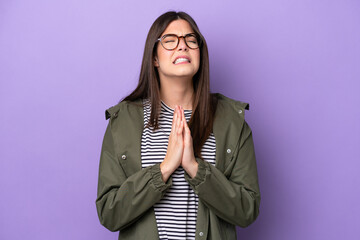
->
xmin=186 ymin=35 xmax=198 ymax=41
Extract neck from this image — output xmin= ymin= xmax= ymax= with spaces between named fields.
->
xmin=159 ymin=76 xmax=194 ymax=111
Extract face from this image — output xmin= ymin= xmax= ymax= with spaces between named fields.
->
xmin=154 ymin=19 xmax=200 ymax=81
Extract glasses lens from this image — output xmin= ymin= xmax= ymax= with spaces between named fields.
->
xmin=162 ymin=35 xmax=178 ymax=50
xmin=185 ymin=35 xmax=199 ymax=49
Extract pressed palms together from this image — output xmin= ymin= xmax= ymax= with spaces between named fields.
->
xmin=160 ymin=105 xmax=198 ymax=182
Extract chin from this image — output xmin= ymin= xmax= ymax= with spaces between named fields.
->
xmin=174 ymin=72 xmax=195 ymax=78
xmin=159 ymin=66 xmax=198 ymax=79
xmin=174 ymin=67 xmax=197 ymax=76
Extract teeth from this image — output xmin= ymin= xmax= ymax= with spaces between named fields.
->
xmin=174 ymin=58 xmax=190 ymax=64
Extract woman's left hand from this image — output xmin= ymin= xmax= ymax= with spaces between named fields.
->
xmin=179 ymin=106 xmax=198 ymax=178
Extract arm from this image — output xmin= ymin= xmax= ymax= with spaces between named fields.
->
xmin=184 ymin=121 xmax=261 ymax=227
xmin=95 ymin=122 xmax=172 ymax=232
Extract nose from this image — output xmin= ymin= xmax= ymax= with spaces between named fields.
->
xmin=177 ymin=36 xmax=188 ymax=51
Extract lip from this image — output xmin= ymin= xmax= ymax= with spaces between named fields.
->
xmin=173 ymin=55 xmax=191 ymax=64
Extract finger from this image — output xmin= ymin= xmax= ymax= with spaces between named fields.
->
xmin=180 ymin=107 xmax=187 ymax=129
xmin=171 ymin=105 xmax=178 ymax=133
xmin=181 ymin=107 xmax=188 ymax=138
xmin=181 ymin=107 xmax=186 ymax=126
xmin=178 ymin=118 xmax=184 ymax=135
xmin=182 ymin=117 xmax=187 ymax=139
xmin=178 ymin=107 xmax=184 ymax=135
xmin=176 ymin=106 xmax=181 ymax=134
xmin=179 ymin=107 xmax=184 ymax=130
xmin=180 ymin=106 xmax=185 ymax=129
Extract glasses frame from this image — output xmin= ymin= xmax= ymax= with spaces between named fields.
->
xmin=157 ymin=33 xmax=201 ymax=51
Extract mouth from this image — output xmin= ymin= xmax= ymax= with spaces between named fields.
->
xmin=173 ymin=57 xmax=191 ymax=65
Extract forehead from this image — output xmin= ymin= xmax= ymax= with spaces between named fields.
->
xmin=161 ymin=19 xmax=194 ymax=35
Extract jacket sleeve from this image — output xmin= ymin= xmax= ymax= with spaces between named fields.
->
xmin=95 ymin=122 xmax=172 ymax=232
xmin=184 ymin=121 xmax=261 ymax=227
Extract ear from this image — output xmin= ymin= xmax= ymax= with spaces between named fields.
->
xmin=154 ymin=56 xmax=159 ymax=67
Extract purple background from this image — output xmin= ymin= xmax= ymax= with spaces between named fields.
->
xmin=1 ymin=1 xmax=359 ymax=239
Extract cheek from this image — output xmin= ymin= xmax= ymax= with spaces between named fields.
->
xmin=194 ymin=52 xmax=201 ymax=67
xmin=157 ymin=48 xmax=172 ymax=63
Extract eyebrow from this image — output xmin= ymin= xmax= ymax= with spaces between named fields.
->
xmin=164 ymin=32 xmax=196 ymax=36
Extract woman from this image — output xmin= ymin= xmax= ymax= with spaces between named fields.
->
xmin=96 ymin=11 xmax=261 ymax=240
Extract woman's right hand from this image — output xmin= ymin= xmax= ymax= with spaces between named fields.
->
xmin=160 ymin=105 xmax=184 ymax=182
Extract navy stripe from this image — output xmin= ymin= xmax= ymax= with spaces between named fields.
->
xmin=141 ymin=98 xmax=216 ymax=240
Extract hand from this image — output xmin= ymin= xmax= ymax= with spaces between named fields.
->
xmin=179 ymin=106 xmax=198 ymax=178
xmin=160 ymin=105 xmax=184 ymax=182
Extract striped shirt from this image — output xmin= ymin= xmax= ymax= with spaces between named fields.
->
xmin=141 ymin=98 xmax=216 ymax=240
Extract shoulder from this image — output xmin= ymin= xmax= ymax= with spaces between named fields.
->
xmin=212 ymin=93 xmax=251 ymax=135
xmin=104 ymin=98 xmax=143 ymax=120
xmin=212 ymin=93 xmax=253 ymax=147
xmin=213 ymin=92 xmax=250 ymax=114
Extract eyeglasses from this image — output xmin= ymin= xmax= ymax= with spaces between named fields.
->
xmin=157 ymin=33 xmax=200 ymax=50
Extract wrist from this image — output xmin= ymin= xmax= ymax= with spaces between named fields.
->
xmin=160 ymin=161 xmax=173 ymax=183
xmin=183 ymin=158 xmax=198 ymax=179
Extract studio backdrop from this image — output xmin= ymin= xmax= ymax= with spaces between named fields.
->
xmin=0 ymin=0 xmax=359 ymax=239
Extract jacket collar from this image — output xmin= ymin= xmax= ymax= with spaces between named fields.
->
xmin=105 ymin=93 xmax=249 ymax=175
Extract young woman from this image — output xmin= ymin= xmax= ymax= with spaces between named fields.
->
xmin=96 ymin=11 xmax=261 ymax=240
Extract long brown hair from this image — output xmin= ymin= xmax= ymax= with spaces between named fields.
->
xmin=121 ymin=11 xmax=218 ymax=160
